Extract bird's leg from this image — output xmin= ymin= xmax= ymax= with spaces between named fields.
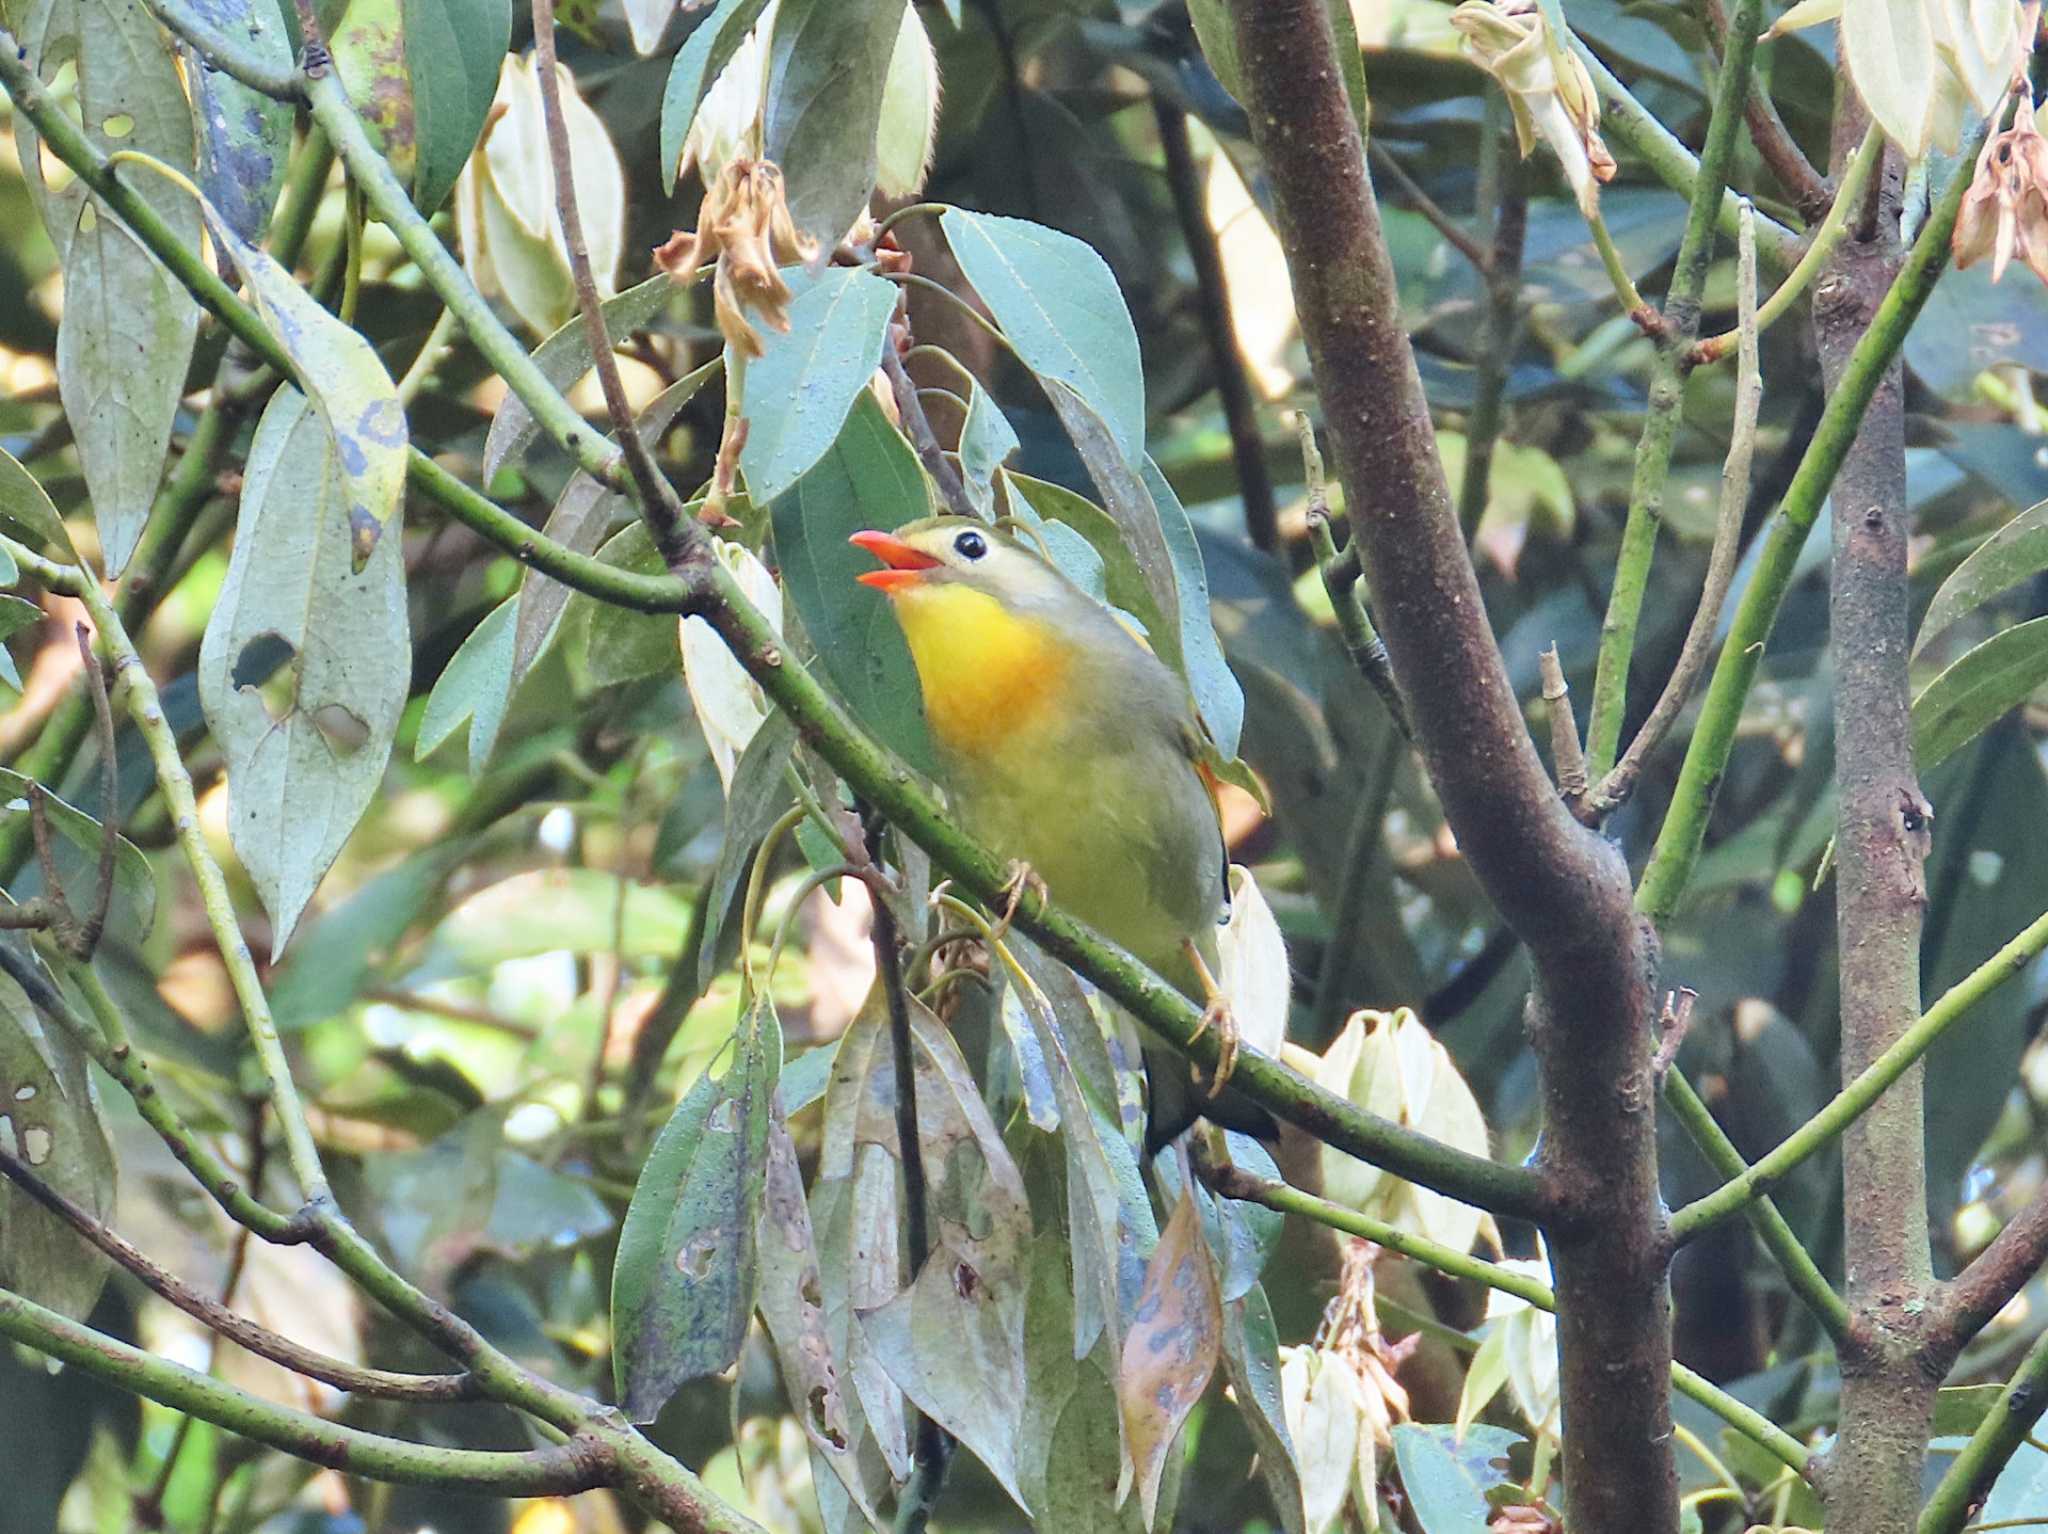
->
xmin=989 ymin=860 xmax=1048 ymax=944
xmin=1180 ymin=938 xmax=1239 ymax=1096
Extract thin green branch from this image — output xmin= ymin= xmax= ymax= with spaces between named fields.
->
xmin=1670 ymin=898 xmax=2048 ymax=1243
xmin=0 ymin=1285 xmax=606 ymax=1494
xmin=1920 ymin=1327 xmax=2048 ymax=1534
xmin=1201 ymin=1163 xmax=1812 ymax=1478
xmin=1585 ymin=0 xmax=1765 ymax=778
xmin=1637 ymin=124 xmax=1986 ymax=926
xmin=1694 ymin=124 xmax=1886 ymax=364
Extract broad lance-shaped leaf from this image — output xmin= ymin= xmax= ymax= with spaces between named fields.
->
xmin=181 ymin=0 xmax=294 ymax=243
xmin=770 ymin=392 xmax=936 ymax=773
xmin=1145 ymin=456 xmax=1245 ymax=760
xmin=402 ymin=0 xmax=513 ymax=216
xmin=942 ymin=209 xmax=1146 ymax=459
xmin=481 ymin=273 xmax=676 ymax=482
xmin=958 ymin=385 xmax=1020 ymax=519
xmin=1917 ymin=498 xmax=2048 ymax=655
xmin=1118 ymin=1176 xmax=1222 ymax=1528
xmin=861 ymin=994 xmax=1035 ymax=1511
xmin=737 ymin=266 xmax=898 ymax=504
xmin=0 ymin=596 xmax=35 ymax=690
xmin=612 ymin=990 xmax=781 ymax=1422
xmin=197 ymin=387 xmax=411 ymax=951
xmin=198 ymin=200 xmax=408 ymax=568
xmin=1841 ymin=0 xmax=1941 ymax=157
xmin=763 ymin=0 xmax=907 ymax=246
xmin=1223 ymin=1287 xmax=1307 ymax=1534
xmin=11 ymin=0 xmax=201 ymax=574
xmin=0 ymin=770 xmax=159 ymax=939
xmin=0 ymin=444 xmax=76 ymax=559
xmin=416 ymin=598 xmax=515 ymax=773
xmin=1913 ymin=615 xmax=2048 ymax=773
xmin=0 ymin=969 xmax=115 ymax=1324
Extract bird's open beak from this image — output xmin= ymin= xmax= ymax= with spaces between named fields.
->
xmin=849 ymin=530 xmax=941 ymax=592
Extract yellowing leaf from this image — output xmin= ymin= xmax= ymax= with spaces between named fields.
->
xmin=1119 ymin=1184 xmax=1222 ymax=1527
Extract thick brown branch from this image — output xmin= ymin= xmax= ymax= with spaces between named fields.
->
xmin=1925 ymin=1192 xmax=2048 ymax=1368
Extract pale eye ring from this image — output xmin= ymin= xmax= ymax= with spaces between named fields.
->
xmin=954 ymin=530 xmax=988 ymax=560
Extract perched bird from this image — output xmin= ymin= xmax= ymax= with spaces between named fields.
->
xmin=850 ymin=516 xmax=1273 ymax=1146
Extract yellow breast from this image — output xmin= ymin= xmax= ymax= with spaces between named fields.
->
xmin=889 ymin=583 xmax=1071 ymax=760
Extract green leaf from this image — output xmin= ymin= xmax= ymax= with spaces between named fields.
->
xmin=1220 ymin=1285 xmax=1306 ymax=1534
xmin=0 ymin=769 xmax=158 ymax=939
xmin=769 ymin=392 xmax=934 ymax=771
xmin=696 ymin=709 xmax=799 ymax=993
xmin=181 ymin=0 xmax=295 ymax=242
xmin=363 ymin=1110 xmax=498 ymax=1283
xmin=1043 ymin=385 xmax=1184 ymax=659
xmin=1917 ymin=498 xmax=2048 ymax=656
xmin=0 ymin=967 xmax=115 ymax=1323
xmin=481 ymin=273 xmax=676 ymax=483
xmin=0 ymin=595 xmax=37 ymax=691
xmin=941 ymin=209 xmax=1145 ymax=459
xmin=1118 ymin=1181 xmax=1221 ymax=1529
xmin=401 ymin=0 xmax=511 ymax=215
xmin=11 ymin=0 xmax=202 ymax=574
xmin=196 ymin=387 xmax=411 ymax=951
xmin=659 ymin=0 xmax=775 ymax=193
xmin=861 ymin=994 xmax=1036 ymax=1512
xmin=200 ymin=207 xmax=409 ymax=570
xmin=565 ymin=523 xmax=680 ymax=689
xmin=1391 ymin=1423 xmax=1520 ymax=1534
xmin=737 ymin=267 xmax=898 ymax=503
xmin=412 ymin=867 xmax=693 ymax=981
xmin=270 ymin=841 xmax=469 ymax=1030
xmin=762 ymin=0 xmax=907 ymax=247
xmin=1912 ymin=615 xmax=2048 ymax=774
xmin=1005 ymin=470 xmax=1164 ymax=643
xmin=958 ymin=385 xmax=1019 ymax=519
xmin=1932 ymin=1382 xmax=2005 ymax=1435
xmin=613 ymin=990 xmax=781 ymax=1422
xmin=0 ymin=444 xmax=76 ymax=558
xmin=1144 ymin=457 xmax=1245 ymax=759
xmin=1185 ymin=0 xmax=1244 ymax=98
xmin=418 ymin=597 xmax=516 ymax=771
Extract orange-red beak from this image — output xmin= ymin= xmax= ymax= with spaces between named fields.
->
xmin=850 ymin=530 xmax=941 ymax=592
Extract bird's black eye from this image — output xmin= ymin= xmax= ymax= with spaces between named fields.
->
xmin=953 ymin=530 xmax=988 ymax=561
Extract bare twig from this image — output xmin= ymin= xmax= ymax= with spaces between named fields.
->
xmin=1651 ymin=987 xmax=1698 ymax=1079
xmin=1926 ymin=1191 xmax=2048 ymax=1368
xmin=1299 ymin=416 xmax=1410 ymax=736
xmin=1589 ymin=201 xmax=1763 ymax=814
xmin=883 ymin=342 xmax=974 ymax=518
xmin=528 ymin=0 xmax=696 ymax=574
xmin=1540 ymin=645 xmax=1588 ymax=804
xmin=1367 ymin=141 xmax=1492 ymax=274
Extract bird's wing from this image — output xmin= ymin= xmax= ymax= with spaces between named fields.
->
xmin=1178 ymin=718 xmax=1233 ymax=920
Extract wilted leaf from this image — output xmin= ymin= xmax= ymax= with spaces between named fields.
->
xmin=696 ymin=709 xmax=799 ymax=992
xmin=1282 ymin=1347 xmax=1364 ymax=1534
xmin=659 ymin=0 xmax=776 ymax=193
xmin=738 ymin=267 xmax=898 ymax=503
xmin=0 ymin=969 xmax=115 ymax=1323
xmin=769 ymin=392 xmax=934 ymax=770
xmin=197 ymin=388 xmax=410 ymax=951
xmin=613 ymin=990 xmax=781 ymax=1421
xmin=332 ymin=0 xmax=416 ymax=180
xmin=1118 ymin=1181 xmax=1222 ymax=1528
xmin=762 ymin=0 xmax=907 ymax=246
xmin=402 ymin=0 xmax=514 ymax=215
xmin=942 ymin=209 xmax=1146 ymax=458
xmin=181 ymin=0 xmax=294 ymax=242
xmin=417 ymin=598 xmax=515 ymax=772
xmin=200 ymin=209 xmax=410 ymax=567
xmin=0 ymin=769 xmax=158 ymax=939
xmin=481 ymin=273 xmax=676 ymax=482
xmin=1917 ymin=499 xmax=2048 ymax=655
xmin=861 ymin=995 xmax=1036 ymax=1510
xmin=1913 ymin=615 xmax=2048 ymax=773
xmin=13 ymin=0 xmax=202 ymax=574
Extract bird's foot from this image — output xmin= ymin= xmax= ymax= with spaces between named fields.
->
xmin=1180 ymin=937 xmax=1240 ymax=1096
xmin=990 ymin=860 xmax=1047 ymax=944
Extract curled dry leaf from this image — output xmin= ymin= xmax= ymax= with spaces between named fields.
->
xmin=1954 ymin=90 xmax=2048 ymax=285
xmin=655 ymin=159 xmax=817 ymax=357
xmin=1118 ymin=1182 xmax=1222 ymax=1528
xmin=1450 ymin=0 xmax=1615 ymax=217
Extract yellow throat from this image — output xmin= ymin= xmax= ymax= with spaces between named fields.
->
xmin=887 ymin=582 xmax=1071 ymax=759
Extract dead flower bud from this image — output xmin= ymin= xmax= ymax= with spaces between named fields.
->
xmin=1316 ymin=1239 xmax=1418 ymax=1447
xmin=1451 ymin=0 xmax=1615 ymax=218
xmin=654 ymin=159 xmax=819 ymax=357
xmin=1490 ymin=1499 xmax=1564 ymax=1534
xmin=1954 ymin=89 xmax=2048 ymax=285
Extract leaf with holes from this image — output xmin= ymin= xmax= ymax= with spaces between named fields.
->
xmin=402 ymin=0 xmax=512 ymax=215
xmin=481 ymin=274 xmax=677 ymax=482
xmin=0 ymin=770 xmax=158 ymax=939
xmin=738 ymin=266 xmax=898 ymax=504
xmin=660 ymin=0 xmax=775 ymax=191
xmin=197 ymin=387 xmax=410 ymax=952
xmin=614 ymin=991 xmax=782 ymax=1421
xmin=943 ymin=210 xmax=1145 ymax=458
xmin=200 ymin=206 xmax=410 ymax=569
xmin=0 ymin=968 xmax=115 ymax=1323
xmin=1118 ymin=1179 xmax=1222 ymax=1528
xmin=1917 ymin=499 xmax=2048 ymax=656
xmin=862 ymin=995 xmax=1036 ymax=1512
xmin=762 ymin=0 xmax=907 ymax=246
xmin=1391 ymin=1423 xmax=1522 ymax=1534
xmin=770 ymin=391 xmax=935 ymax=772
xmin=1913 ymin=616 xmax=2048 ymax=774
xmin=181 ymin=0 xmax=294 ymax=242
xmin=11 ymin=0 xmax=202 ymax=574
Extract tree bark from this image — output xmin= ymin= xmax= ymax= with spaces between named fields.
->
xmin=1814 ymin=109 xmax=1939 ymax=1532
xmin=1223 ymin=5 xmax=1673 ymax=1529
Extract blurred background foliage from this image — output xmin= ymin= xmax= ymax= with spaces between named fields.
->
xmin=5 ymin=0 xmax=2048 ymax=1529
